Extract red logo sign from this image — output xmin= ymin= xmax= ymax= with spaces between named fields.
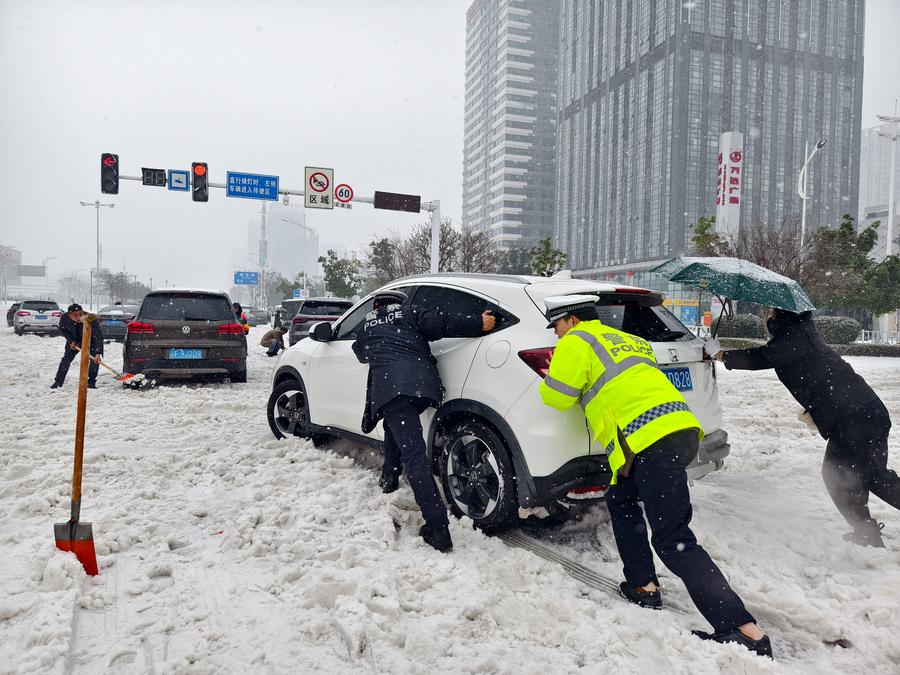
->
xmin=309 ymin=172 xmax=330 ymax=193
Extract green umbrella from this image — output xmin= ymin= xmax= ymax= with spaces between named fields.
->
xmin=650 ymin=256 xmax=817 ymax=313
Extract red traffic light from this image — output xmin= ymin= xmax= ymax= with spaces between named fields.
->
xmin=102 ymin=155 xmax=117 ymax=168
xmin=193 ymin=164 xmax=206 ymax=177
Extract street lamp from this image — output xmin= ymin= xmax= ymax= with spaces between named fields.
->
xmin=876 ymin=114 xmax=899 ymax=259
xmin=79 ymin=199 xmax=115 ymax=308
xmin=798 ymin=138 xmax=827 ymax=249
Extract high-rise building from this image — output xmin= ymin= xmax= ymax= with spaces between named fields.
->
xmin=463 ymin=0 xmax=560 ymax=249
xmin=859 ymin=122 xmax=900 ymax=259
xmin=555 ymin=0 xmax=865 ymax=276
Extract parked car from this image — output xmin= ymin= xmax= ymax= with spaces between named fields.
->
xmin=287 ymin=298 xmax=354 ymax=345
xmin=246 ymin=308 xmax=271 ymax=327
xmin=13 ymin=299 xmax=62 ymax=336
xmin=96 ymin=304 xmax=141 ymax=341
xmin=266 ymin=273 xmax=730 ymax=532
xmin=6 ymin=302 xmax=21 ymax=327
xmin=123 ymin=289 xmax=248 ymax=383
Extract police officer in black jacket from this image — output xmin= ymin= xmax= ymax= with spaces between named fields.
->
xmin=352 ymin=290 xmax=495 ymax=552
xmin=52 ymin=303 xmax=104 ymax=389
xmin=715 ymin=308 xmax=899 ymax=547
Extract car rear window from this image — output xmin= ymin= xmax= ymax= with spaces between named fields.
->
xmin=21 ymin=301 xmax=60 ymax=311
xmin=100 ymin=305 xmax=140 ymax=314
xmin=595 ymin=301 xmax=693 ymax=342
xmin=139 ymin=294 xmax=234 ymax=321
xmin=299 ymin=301 xmax=352 ymax=316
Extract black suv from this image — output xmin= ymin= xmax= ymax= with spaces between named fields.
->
xmin=287 ymin=298 xmax=353 ymax=345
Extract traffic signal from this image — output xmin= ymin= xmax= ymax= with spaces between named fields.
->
xmin=101 ymin=153 xmax=119 ymax=194
xmin=374 ymin=190 xmax=421 ymax=213
xmin=192 ymin=162 xmax=208 ymax=202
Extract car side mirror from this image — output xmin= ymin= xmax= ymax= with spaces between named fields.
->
xmin=310 ymin=321 xmax=333 ymax=342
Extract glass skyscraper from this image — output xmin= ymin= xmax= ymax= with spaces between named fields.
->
xmin=463 ymin=0 xmax=560 ymax=249
xmin=555 ymin=0 xmax=865 ymax=275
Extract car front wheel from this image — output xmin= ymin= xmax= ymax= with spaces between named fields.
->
xmin=440 ymin=419 xmax=519 ymax=533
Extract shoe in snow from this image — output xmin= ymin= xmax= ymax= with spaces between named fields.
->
xmin=693 ymin=629 xmax=773 ymax=658
xmin=419 ymin=524 xmax=453 ymax=552
xmin=379 ymin=473 xmax=399 ymax=494
xmin=843 ymin=520 xmax=885 ymax=548
xmin=87 ymin=382 xmax=97 ymax=389
xmin=618 ymin=582 xmax=662 ymax=610
xmin=50 ymin=381 xmax=62 ymax=389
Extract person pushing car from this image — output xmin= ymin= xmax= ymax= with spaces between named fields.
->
xmin=539 ymin=295 xmax=771 ymax=658
xmin=711 ymin=308 xmax=899 ymax=547
xmin=352 ymin=289 xmax=495 ymax=552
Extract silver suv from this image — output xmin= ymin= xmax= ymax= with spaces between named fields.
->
xmin=13 ymin=299 xmax=62 ymax=336
xmin=267 ymin=274 xmax=729 ymax=532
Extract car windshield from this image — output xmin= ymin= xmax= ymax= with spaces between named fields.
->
xmin=140 ymin=294 xmax=234 ymax=321
xmin=596 ymin=302 xmax=693 ymax=342
xmin=21 ymin=301 xmax=60 ymax=311
xmin=99 ymin=305 xmax=139 ymax=315
xmin=299 ymin=301 xmax=352 ymax=316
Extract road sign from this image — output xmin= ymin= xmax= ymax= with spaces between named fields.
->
xmin=374 ymin=191 xmax=421 ymax=213
xmin=17 ymin=265 xmax=46 ymax=277
xmin=305 ymin=166 xmax=334 ymax=210
xmin=226 ymin=172 xmax=279 ymax=201
xmin=234 ymin=271 xmax=260 ymax=285
xmin=335 ymin=183 xmax=353 ymax=203
xmin=142 ymin=168 xmax=167 ymax=187
xmin=300 ymin=288 xmax=310 ymax=299
xmin=292 ymin=289 xmax=301 ymax=298
xmin=168 ymin=170 xmax=190 ymax=192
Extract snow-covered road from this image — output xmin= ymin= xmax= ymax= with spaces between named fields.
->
xmin=1 ymin=324 xmax=898 ymax=674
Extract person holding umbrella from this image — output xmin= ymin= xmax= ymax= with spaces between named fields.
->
xmin=712 ymin=308 xmax=899 ymax=547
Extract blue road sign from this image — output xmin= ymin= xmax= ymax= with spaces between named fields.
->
xmin=292 ymin=289 xmax=301 ymax=298
xmin=168 ymin=169 xmax=190 ymax=192
xmin=234 ymin=271 xmax=260 ymax=285
xmin=226 ymin=171 xmax=279 ymax=201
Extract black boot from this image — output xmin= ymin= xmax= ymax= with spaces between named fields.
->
xmin=843 ymin=520 xmax=885 ymax=548
xmin=419 ymin=524 xmax=453 ymax=552
xmin=618 ymin=582 xmax=662 ymax=610
xmin=693 ymin=629 xmax=773 ymax=658
xmin=87 ymin=381 xmax=97 ymax=390
xmin=378 ymin=472 xmax=399 ymax=494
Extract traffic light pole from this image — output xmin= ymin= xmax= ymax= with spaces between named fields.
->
xmin=79 ymin=199 xmax=115 ymax=310
xmin=116 ymin=174 xmax=442 ymax=273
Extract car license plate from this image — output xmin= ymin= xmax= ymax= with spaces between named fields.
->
xmin=168 ymin=348 xmax=204 ymax=359
xmin=663 ymin=367 xmax=693 ymax=392
xmin=35 ymin=315 xmax=48 ymax=320
xmin=106 ymin=320 xmax=123 ymax=326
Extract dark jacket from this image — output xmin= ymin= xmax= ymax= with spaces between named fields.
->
xmin=722 ymin=310 xmax=883 ymax=439
xmin=352 ymin=301 xmax=484 ymax=433
xmin=59 ymin=314 xmax=104 ymax=356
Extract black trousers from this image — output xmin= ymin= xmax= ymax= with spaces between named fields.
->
xmin=822 ymin=401 xmax=899 ymax=528
xmin=381 ymin=395 xmax=448 ymax=529
xmin=606 ymin=429 xmax=755 ymax=633
xmin=55 ymin=346 xmax=99 ymax=385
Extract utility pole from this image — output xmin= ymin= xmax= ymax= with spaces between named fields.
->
xmin=79 ymin=199 xmax=115 ymax=309
xmin=797 ymin=139 xmax=827 ymax=249
xmin=424 ymin=200 xmax=441 ymax=273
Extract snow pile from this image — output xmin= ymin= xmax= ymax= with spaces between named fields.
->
xmin=0 ymin=325 xmax=898 ymax=673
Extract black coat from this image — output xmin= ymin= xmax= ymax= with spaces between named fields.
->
xmin=59 ymin=314 xmax=104 ymax=356
xmin=722 ymin=311 xmax=883 ymax=439
xmin=352 ymin=302 xmax=484 ymax=432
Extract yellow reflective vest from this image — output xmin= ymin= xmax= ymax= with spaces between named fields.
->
xmin=539 ymin=320 xmax=703 ymax=483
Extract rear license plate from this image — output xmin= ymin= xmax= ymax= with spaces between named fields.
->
xmin=35 ymin=315 xmax=48 ymax=320
xmin=168 ymin=348 xmax=204 ymax=359
xmin=663 ymin=367 xmax=693 ymax=392
xmin=105 ymin=320 xmax=123 ymax=326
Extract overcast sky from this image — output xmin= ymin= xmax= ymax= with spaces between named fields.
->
xmin=1 ymin=0 xmax=898 ymax=291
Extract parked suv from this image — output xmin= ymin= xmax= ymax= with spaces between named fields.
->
xmin=266 ymin=273 xmax=730 ymax=532
xmin=13 ymin=299 xmax=62 ymax=336
xmin=97 ymin=304 xmax=140 ymax=341
xmin=123 ymin=289 xmax=248 ymax=382
xmin=7 ymin=302 xmax=21 ymax=327
xmin=287 ymin=298 xmax=354 ymax=345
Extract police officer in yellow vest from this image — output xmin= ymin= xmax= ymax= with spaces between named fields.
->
xmin=539 ymin=295 xmax=772 ymax=658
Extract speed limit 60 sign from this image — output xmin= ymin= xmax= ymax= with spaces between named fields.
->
xmin=335 ymin=183 xmax=353 ymax=209
xmin=304 ymin=166 xmax=334 ymax=210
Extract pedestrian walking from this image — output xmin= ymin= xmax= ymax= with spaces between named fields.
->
xmin=260 ymin=326 xmax=287 ymax=357
xmin=52 ymin=304 xmax=103 ymax=390
xmin=539 ymin=295 xmax=771 ymax=657
xmin=352 ymin=289 xmax=495 ymax=552
xmin=713 ymin=308 xmax=899 ymax=547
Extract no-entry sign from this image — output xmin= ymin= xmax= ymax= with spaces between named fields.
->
xmin=305 ymin=166 xmax=334 ymax=210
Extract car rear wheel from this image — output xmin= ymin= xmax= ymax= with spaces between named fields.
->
xmin=14 ymin=326 xmax=24 ymax=336
xmin=230 ymin=368 xmax=247 ymax=383
xmin=440 ymin=419 xmax=518 ymax=533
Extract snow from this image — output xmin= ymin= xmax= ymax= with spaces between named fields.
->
xmin=1 ymin=324 xmax=898 ymax=674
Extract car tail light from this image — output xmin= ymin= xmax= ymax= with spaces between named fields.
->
xmin=518 ymin=348 xmax=554 ymax=378
xmin=127 ymin=321 xmax=155 ymax=334
xmin=223 ymin=358 xmax=241 ymax=363
xmin=16 ymin=311 xmax=31 ymax=316
xmin=292 ymin=315 xmax=306 ymax=324
xmin=614 ymin=287 xmax=652 ymax=294
xmin=51 ymin=311 xmax=62 ymax=317
xmin=217 ymin=323 xmax=245 ymax=335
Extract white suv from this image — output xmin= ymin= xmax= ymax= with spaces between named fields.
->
xmin=13 ymin=299 xmax=62 ymax=336
xmin=266 ymin=273 xmax=729 ymax=532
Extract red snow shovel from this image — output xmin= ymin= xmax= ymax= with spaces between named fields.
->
xmin=54 ymin=313 xmax=99 ymax=576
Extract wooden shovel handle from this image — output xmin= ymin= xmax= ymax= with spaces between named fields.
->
xmin=71 ymin=314 xmax=96 ymax=510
